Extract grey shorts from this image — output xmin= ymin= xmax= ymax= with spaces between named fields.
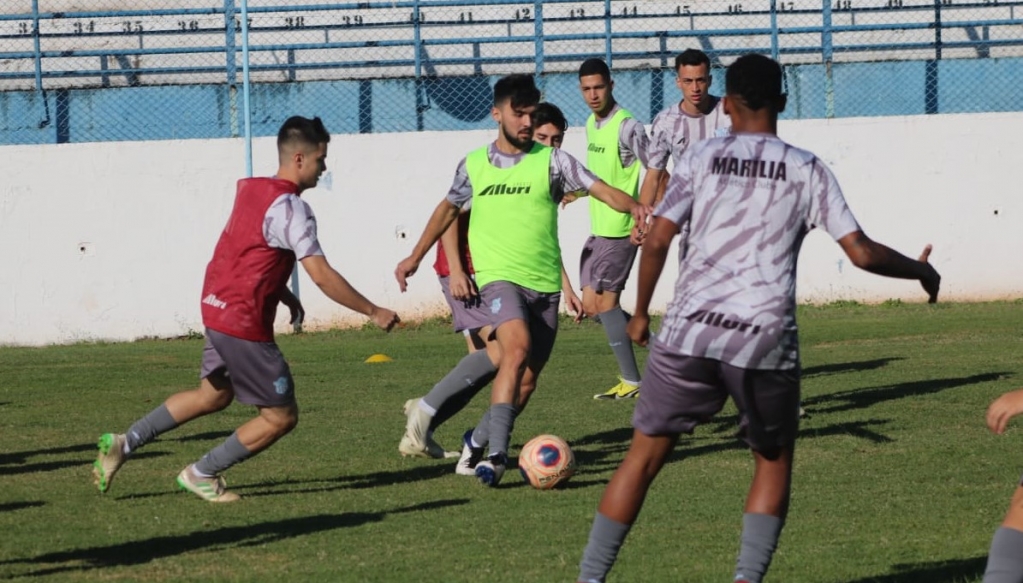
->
xmin=200 ymin=328 xmax=295 ymax=408
xmin=479 ymin=280 xmax=560 ymax=366
xmin=632 ymin=338 xmax=800 ymax=451
xmin=579 ymin=235 xmax=638 ymax=293
xmin=438 ymin=275 xmax=492 ymax=333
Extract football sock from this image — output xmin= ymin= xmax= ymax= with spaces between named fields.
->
xmin=422 ymin=351 xmax=497 ymax=421
xmin=983 ymin=527 xmax=1023 ymax=583
xmin=578 ymin=512 xmax=632 ymax=583
xmin=600 ymin=306 xmax=641 ymax=385
xmin=428 ymin=354 xmax=497 ymax=431
xmin=735 ymin=513 xmax=784 ymax=583
xmin=471 ymin=410 xmax=490 ymax=448
xmin=193 ymin=432 xmax=253 ymax=476
xmin=125 ymin=404 xmax=178 ymax=453
xmin=486 ymin=403 xmax=518 ymax=458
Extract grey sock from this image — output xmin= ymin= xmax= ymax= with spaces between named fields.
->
xmin=735 ymin=513 xmax=785 ymax=583
xmin=125 ymin=404 xmax=178 ymax=452
xmin=984 ymin=527 xmax=1023 ymax=583
xmin=600 ymin=306 xmax=641 ymax=384
xmin=471 ymin=410 xmax=491 ymax=448
xmin=486 ymin=403 xmax=518 ymax=458
xmin=193 ymin=432 xmax=253 ymax=476
xmin=578 ymin=512 xmax=632 ymax=583
xmin=426 ymin=351 xmax=498 ymax=430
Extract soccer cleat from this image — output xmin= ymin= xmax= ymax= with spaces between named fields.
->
xmin=593 ymin=378 xmax=640 ymax=400
xmin=92 ymin=433 xmax=127 ymax=494
xmin=176 ymin=465 xmax=240 ymax=503
xmin=398 ymin=398 xmax=435 ymax=458
xmin=615 ymin=380 xmax=640 ymax=399
xmin=475 ymin=453 xmax=507 ymax=487
xmin=455 ymin=429 xmax=485 ymax=476
xmin=400 ymin=399 xmax=458 ymax=459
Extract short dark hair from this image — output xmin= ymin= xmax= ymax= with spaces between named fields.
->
xmin=531 ymin=102 xmax=567 ymax=132
xmin=725 ymin=54 xmax=784 ymax=111
xmin=578 ymin=58 xmax=611 ymax=82
xmin=675 ymin=49 xmax=711 ymax=71
xmin=493 ymin=74 xmax=541 ymax=108
xmin=277 ymin=116 xmax=330 ymax=151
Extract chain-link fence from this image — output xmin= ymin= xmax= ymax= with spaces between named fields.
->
xmin=2 ymin=0 xmax=1021 ymax=145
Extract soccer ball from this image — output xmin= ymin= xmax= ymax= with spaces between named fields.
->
xmin=518 ymin=434 xmax=576 ymax=490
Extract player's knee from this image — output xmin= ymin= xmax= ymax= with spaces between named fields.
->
xmin=500 ymin=345 xmax=530 ymax=369
xmin=582 ymin=299 xmax=600 ymax=318
xmin=262 ymin=405 xmax=299 ymax=437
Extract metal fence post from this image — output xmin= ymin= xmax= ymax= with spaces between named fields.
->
xmin=604 ymin=0 xmax=613 ymax=67
xmin=534 ymin=0 xmax=544 ymax=91
xmin=822 ymin=0 xmax=835 ymax=118
xmin=770 ymin=0 xmax=780 ymax=62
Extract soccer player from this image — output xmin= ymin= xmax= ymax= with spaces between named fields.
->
xmin=92 ymin=116 xmax=400 ymax=502
xmin=577 ymin=58 xmax=653 ymax=401
xmin=395 ymin=75 xmax=650 ymax=486
xmin=397 ymin=102 xmax=586 ymax=460
xmin=577 ymin=54 xmax=940 ymax=582
xmin=983 ymin=388 xmax=1023 ymax=582
xmin=639 ymin=48 xmax=731 ymax=210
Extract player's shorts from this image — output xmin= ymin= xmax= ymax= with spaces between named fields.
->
xmin=579 ymin=235 xmax=638 ymax=293
xmin=632 ymin=338 xmax=800 ymax=451
xmin=438 ymin=275 xmax=492 ymax=333
xmin=200 ymin=328 xmax=295 ymax=408
xmin=479 ymin=280 xmax=560 ymax=366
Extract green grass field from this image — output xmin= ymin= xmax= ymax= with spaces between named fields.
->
xmin=1 ymin=301 xmax=1021 ymax=582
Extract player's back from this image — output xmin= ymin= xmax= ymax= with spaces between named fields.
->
xmin=659 ymin=132 xmax=853 ymax=369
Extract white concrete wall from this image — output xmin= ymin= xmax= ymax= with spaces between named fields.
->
xmin=1 ymin=111 xmax=1020 ymax=346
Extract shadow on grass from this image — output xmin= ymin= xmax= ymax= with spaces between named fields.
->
xmin=845 ymin=556 xmax=987 ymax=583
xmin=3 ymin=499 xmax=469 ymax=578
xmin=0 ymin=501 xmax=45 ymax=512
xmin=805 ymin=372 xmax=1010 ymax=414
xmin=236 ymin=462 xmax=460 ymax=498
xmin=0 ymin=446 xmax=167 ymax=477
xmin=804 ymin=357 xmax=903 ymax=378
xmin=0 ymin=443 xmax=96 ymax=466
xmin=571 ymin=418 xmax=897 ymax=475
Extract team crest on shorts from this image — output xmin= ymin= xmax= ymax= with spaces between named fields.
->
xmin=273 ymin=376 xmax=291 ymax=395
xmin=491 ymin=298 xmax=502 ymax=314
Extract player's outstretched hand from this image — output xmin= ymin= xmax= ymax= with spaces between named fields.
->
xmin=395 ymin=256 xmax=420 ymax=293
xmin=371 ymin=306 xmax=400 ymax=332
xmin=986 ymin=389 xmax=1023 ymax=434
xmin=449 ymin=272 xmax=477 ymax=301
xmin=626 ymin=313 xmax=651 ymax=347
xmin=917 ymin=244 xmax=940 ymax=303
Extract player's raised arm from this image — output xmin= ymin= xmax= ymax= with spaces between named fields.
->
xmin=301 ymin=255 xmax=399 ymax=331
xmin=837 ymin=234 xmax=940 ymax=302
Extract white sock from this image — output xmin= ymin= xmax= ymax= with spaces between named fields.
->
xmin=418 ymin=399 xmax=437 ymax=416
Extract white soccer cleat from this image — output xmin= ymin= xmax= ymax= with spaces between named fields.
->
xmin=398 ymin=398 xmax=435 ymax=458
xmin=456 ymin=429 xmax=484 ymax=476
xmin=176 ymin=465 xmax=240 ymax=503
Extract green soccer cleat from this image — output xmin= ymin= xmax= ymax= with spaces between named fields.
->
xmin=92 ymin=433 xmax=127 ymax=494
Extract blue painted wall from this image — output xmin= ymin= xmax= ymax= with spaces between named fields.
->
xmin=2 ymin=57 xmax=1021 ymax=145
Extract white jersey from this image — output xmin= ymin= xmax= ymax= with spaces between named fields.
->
xmin=654 ymin=133 xmax=861 ymax=370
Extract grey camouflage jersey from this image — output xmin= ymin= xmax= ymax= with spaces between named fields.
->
xmin=648 ymin=97 xmax=731 ymax=171
xmin=654 ymin=133 xmax=861 ymax=370
xmin=445 ymin=141 xmax=598 ymax=208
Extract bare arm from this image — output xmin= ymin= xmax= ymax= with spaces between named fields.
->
xmin=302 ymin=255 xmax=399 ymax=330
xmin=395 ymin=199 xmax=461 ymax=292
xmin=837 ymin=231 xmax=940 ymax=303
xmin=588 ymin=180 xmax=652 ymax=228
xmin=638 ymin=168 xmax=665 ymax=208
xmin=626 ymin=216 xmax=680 ymax=346
xmin=442 ymin=215 xmax=476 ymax=300
xmin=560 ymin=259 xmax=583 ymax=322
